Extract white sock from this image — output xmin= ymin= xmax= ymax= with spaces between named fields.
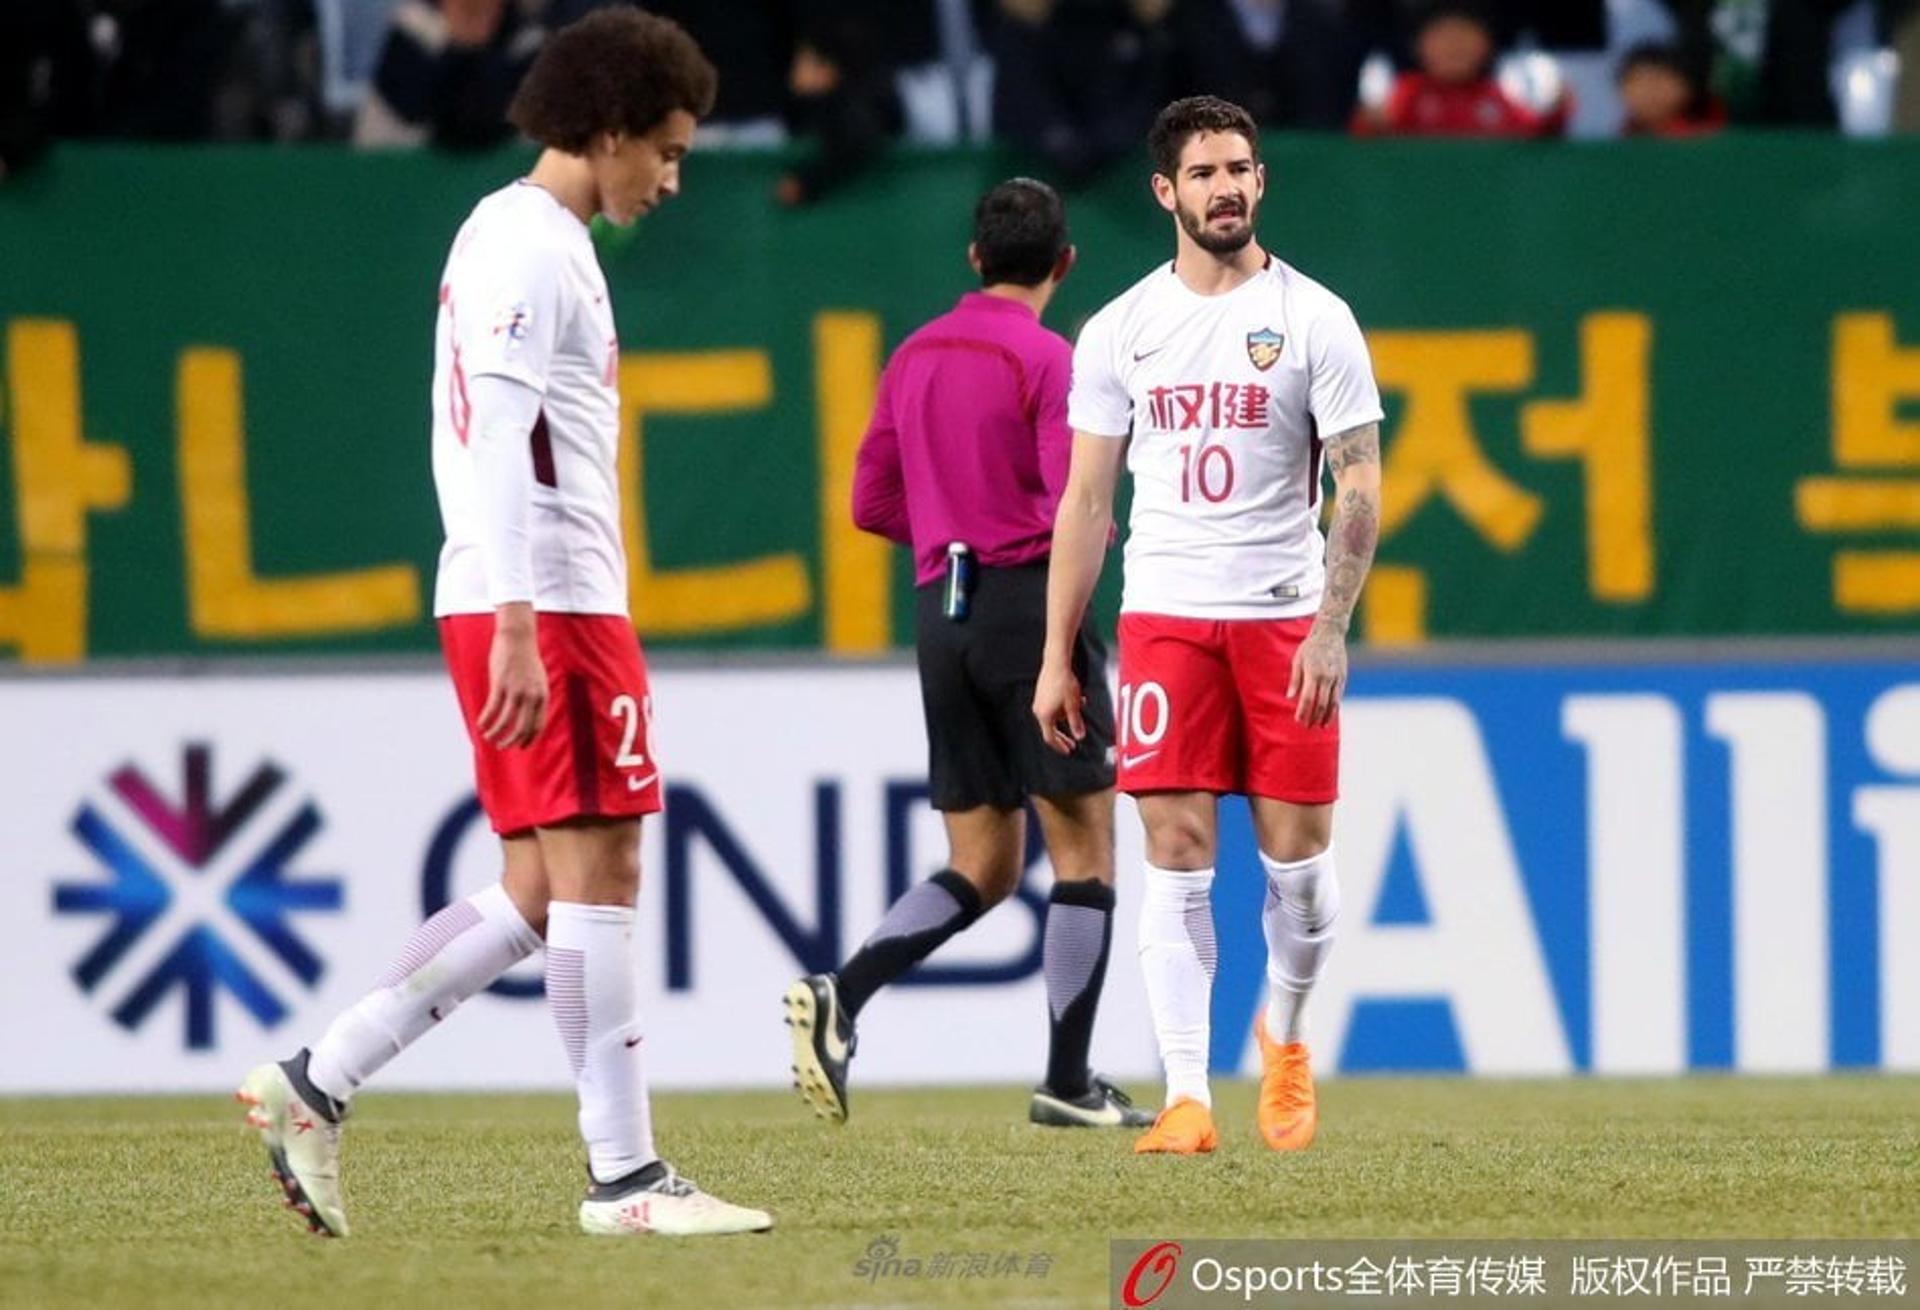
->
xmin=1138 ymin=864 xmax=1217 ymax=1109
xmin=307 ymin=882 xmax=542 ymax=1103
xmin=1261 ymin=847 xmax=1341 ymax=1046
xmin=545 ymin=901 xmax=656 ymax=1183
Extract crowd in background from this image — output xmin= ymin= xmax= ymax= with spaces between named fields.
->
xmin=3 ymin=0 xmax=1919 ymax=192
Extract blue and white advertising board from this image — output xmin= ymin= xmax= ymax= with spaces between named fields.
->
xmin=1 ymin=657 xmax=1912 ymax=1093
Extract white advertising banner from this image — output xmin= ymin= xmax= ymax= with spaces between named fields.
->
xmin=0 ymin=667 xmax=1158 ymax=1094
xmin=3 ymin=657 xmax=1914 ymax=1093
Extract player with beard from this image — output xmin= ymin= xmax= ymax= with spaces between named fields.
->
xmin=1033 ymin=96 xmax=1384 ymax=1155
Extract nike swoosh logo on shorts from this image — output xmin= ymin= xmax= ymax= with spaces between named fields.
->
xmin=626 ymin=771 xmax=658 ymax=793
xmin=1121 ymin=750 xmax=1162 ymax=769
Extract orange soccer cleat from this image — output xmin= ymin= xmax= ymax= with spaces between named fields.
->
xmin=1132 ymin=1096 xmax=1218 ymax=1155
xmin=1255 ymin=1017 xmax=1318 ymax=1151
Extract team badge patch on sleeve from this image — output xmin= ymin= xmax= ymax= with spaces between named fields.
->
xmin=492 ymin=301 xmax=534 ymax=344
xmin=1246 ymin=327 xmax=1285 ymax=371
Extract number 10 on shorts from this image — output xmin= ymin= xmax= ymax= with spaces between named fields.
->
xmin=1118 ymin=680 xmax=1170 ymax=766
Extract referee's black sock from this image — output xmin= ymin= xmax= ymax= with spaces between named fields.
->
xmin=1041 ymin=878 xmax=1116 ymax=1099
xmin=835 ymin=869 xmax=985 ymax=1019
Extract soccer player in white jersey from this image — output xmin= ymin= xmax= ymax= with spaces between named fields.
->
xmin=236 ymin=10 xmax=771 ymax=1237
xmin=1033 ymin=96 xmax=1384 ymax=1155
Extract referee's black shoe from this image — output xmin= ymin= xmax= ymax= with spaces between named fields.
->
xmin=1029 ymin=1075 xmax=1155 ymax=1128
xmin=784 ymin=973 xmax=854 ymax=1124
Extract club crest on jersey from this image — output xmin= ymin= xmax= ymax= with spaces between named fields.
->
xmin=1246 ymin=327 xmax=1284 ymax=371
xmin=492 ymin=301 xmax=533 ymax=345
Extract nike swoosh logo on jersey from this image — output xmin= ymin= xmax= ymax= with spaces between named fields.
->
xmin=1121 ymin=750 xmax=1162 ymax=769
xmin=1133 ymin=344 xmax=1170 ymax=362
xmin=626 ymin=771 xmax=658 ymax=793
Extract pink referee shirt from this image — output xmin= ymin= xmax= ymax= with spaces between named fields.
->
xmin=851 ymin=291 xmax=1072 ymax=585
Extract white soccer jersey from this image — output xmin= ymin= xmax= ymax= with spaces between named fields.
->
xmin=431 ymin=181 xmax=627 ymax=617
xmin=1068 ymin=257 xmax=1383 ymax=620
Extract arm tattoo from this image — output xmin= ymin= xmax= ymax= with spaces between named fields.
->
xmin=1323 ymin=419 xmax=1380 ymax=474
xmin=1313 ymin=422 xmax=1381 ymax=637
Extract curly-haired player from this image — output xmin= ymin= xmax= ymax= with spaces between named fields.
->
xmin=237 ymin=9 xmax=771 ymax=1238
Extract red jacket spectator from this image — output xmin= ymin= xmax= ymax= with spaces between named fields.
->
xmin=1351 ymin=2 xmax=1567 ymax=139
xmin=1355 ymin=68 xmax=1566 ymax=136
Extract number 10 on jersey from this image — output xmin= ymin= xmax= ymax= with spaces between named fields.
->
xmin=1179 ymin=443 xmax=1236 ymax=504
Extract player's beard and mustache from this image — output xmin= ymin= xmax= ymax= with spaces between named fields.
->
xmin=1176 ymin=194 xmax=1257 ymax=255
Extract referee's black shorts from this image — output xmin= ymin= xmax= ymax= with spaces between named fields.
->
xmin=914 ymin=560 xmax=1116 ymax=812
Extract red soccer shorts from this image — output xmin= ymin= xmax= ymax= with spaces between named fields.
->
xmin=439 ymin=612 xmax=663 ymax=835
xmin=1114 ymin=613 xmax=1339 ymax=804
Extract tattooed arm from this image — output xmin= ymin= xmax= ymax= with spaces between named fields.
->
xmin=1289 ymin=421 xmax=1381 ymax=726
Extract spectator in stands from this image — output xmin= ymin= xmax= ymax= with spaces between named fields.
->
xmin=1616 ymin=40 xmax=1724 ymax=136
xmin=1745 ymin=0 xmax=1851 ymax=126
xmin=0 ymin=0 xmax=81 ymax=179
xmin=1896 ymin=0 xmax=1920 ymax=131
xmin=225 ymin=0 xmax=331 ymax=142
xmin=1655 ymin=0 xmax=1891 ymax=129
xmin=355 ymin=0 xmax=545 ymax=149
xmin=991 ymin=0 xmax=1175 ymax=187
xmin=1169 ymin=0 xmax=1364 ymax=130
xmin=1351 ymin=0 xmax=1606 ymax=61
xmin=775 ymin=2 xmax=908 ymax=205
xmin=0 ymin=0 xmax=250 ymax=159
xmin=3 ymin=0 xmax=326 ymax=174
xmin=100 ymin=0 xmax=253 ymax=138
xmin=1351 ymin=1 xmax=1568 ymax=136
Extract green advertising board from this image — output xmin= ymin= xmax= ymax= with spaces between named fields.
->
xmin=1 ymin=138 xmax=1917 ymax=661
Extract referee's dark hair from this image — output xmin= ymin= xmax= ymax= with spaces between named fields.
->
xmin=971 ymin=178 xmax=1069 ymax=288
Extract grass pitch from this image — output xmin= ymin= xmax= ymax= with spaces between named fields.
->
xmin=2 ymin=1076 xmax=1915 ymax=1309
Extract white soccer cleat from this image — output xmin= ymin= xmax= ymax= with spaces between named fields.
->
xmin=578 ymin=1161 xmax=773 ymax=1237
xmin=236 ymin=1056 xmax=349 ymax=1238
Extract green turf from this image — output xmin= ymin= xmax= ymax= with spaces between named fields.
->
xmin=2 ymin=1077 xmax=1916 ymax=1309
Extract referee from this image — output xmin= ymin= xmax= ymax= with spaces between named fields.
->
xmin=784 ymin=179 xmax=1149 ymax=1130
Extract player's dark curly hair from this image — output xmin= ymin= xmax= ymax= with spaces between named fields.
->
xmin=1148 ymin=96 xmax=1260 ymax=178
xmin=972 ymin=178 xmax=1069 ymax=288
xmin=508 ymin=9 xmax=717 ymax=153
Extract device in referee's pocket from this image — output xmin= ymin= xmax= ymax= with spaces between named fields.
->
xmin=942 ymin=542 xmax=975 ymax=621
